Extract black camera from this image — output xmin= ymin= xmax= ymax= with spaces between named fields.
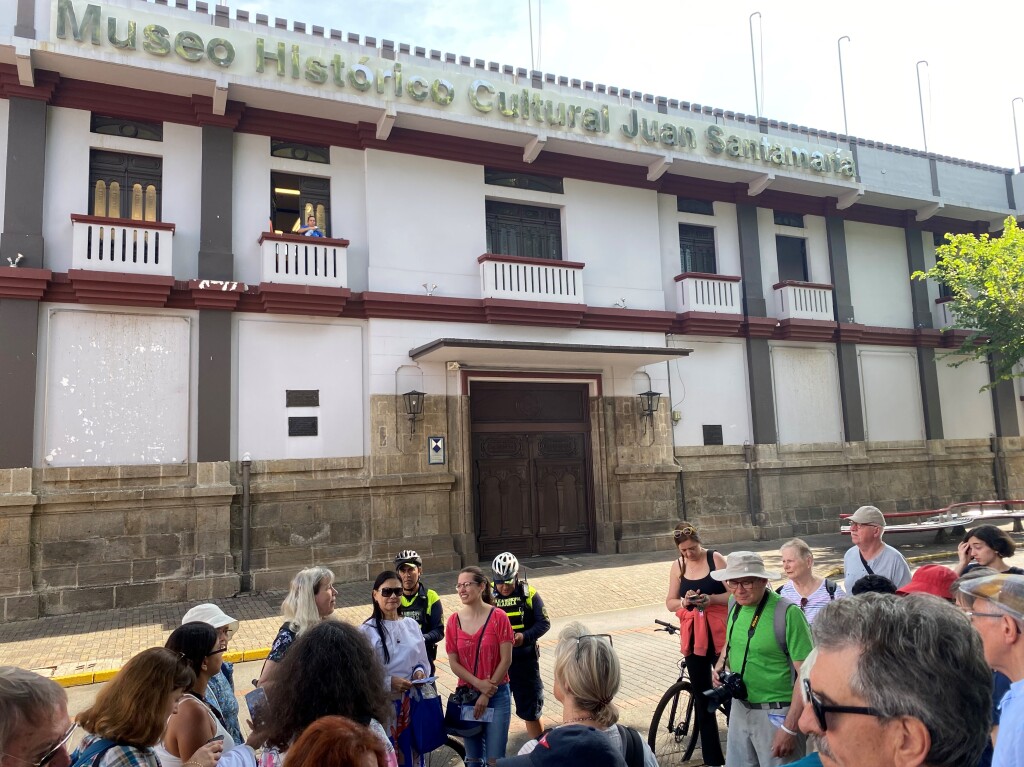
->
xmin=703 ymin=671 xmax=747 ymax=712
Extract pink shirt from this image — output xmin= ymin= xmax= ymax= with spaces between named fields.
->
xmin=445 ymin=607 xmax=514 ymax=687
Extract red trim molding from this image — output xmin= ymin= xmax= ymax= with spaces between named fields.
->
xmin=483 ymin=298 xmax=586 ymax=327
xmin=186 ymin=279 xmax=245 ymax=311
xmin=256 ymin=282 xmax=351 ymax=316
xmin=71 ymin=214 xmax=176 ymax=233
xmin=674 ymin=272 xmax=741 ymax=283
xmin=775 ymin=319 xmax=838 ymax=341
xmin=745 ymin=316 xmax=779 ymax=339
xmin=935 ymin=296 xmax=954 ymax=305
xmin=772 ymin=280 xmax=834 ymax=291
xmin=669 ymin=311 xmax=744 ymax=337
xmin=258 ymin=232 xmax=351 ymax=247
xmin=0 ymin=267 xmax=52 ymax=300
xmin=66 ymin=269 xmax=174 ymax=307
xmin=580 ymin=307 xmax=675 ymax=332
xmin=477 ymin=253 xmax=585 ymax=269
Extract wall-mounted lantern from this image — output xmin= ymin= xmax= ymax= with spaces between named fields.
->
xmin=403 ymin=390 xmax=425 ymax=433
xmin=638 ymin=390 xmax=661 ymax=428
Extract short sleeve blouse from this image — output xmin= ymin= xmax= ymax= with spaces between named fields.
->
xmin=445 ymin=608 xmax=514 ymax=687
xmin=267 ymin=623 xmax=297 ymax=663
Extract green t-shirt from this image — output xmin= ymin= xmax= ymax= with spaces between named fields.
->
xmin=725 ymin=590 xmax=813 ymax=703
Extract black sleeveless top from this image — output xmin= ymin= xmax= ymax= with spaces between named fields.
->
xmin=677 ymin=549 xmax=727 ymax=599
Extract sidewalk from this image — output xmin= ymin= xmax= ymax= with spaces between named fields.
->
xmin=0 ymin=529 xmax=972 ymax=684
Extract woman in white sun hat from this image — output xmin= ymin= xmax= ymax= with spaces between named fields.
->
xmin=182 ymin=602 xmax=242 ymax=744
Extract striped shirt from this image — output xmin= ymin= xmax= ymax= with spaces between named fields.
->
xmin=778 ymin=579 xmax=845 ymax=624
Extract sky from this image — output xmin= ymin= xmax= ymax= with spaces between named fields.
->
xmin=237 ymin=0 xmax=1024 ymax=170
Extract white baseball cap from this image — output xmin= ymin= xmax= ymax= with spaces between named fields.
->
xmin=182 ymin=603 xmax=239 ymax=635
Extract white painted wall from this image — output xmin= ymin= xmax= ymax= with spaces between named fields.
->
xmin=236 ymin=316 xmax=365 ymax=460
xmin=232 ymin=135 xmax=367 ymax=289
xmin=657 ymin=196 xmax=741 ymax=310
xmin=935 ymin=356 xmax=995 ymax=439
xmin=40 ymin=307 xmax=194 ymax=466
xmin=0 ymin=0 xmax=16 ymax=35
xmin=770 ymin=343 xmax=843 ymax=445
xmin=668 ymin=336 xmax=750 ymax=446
xmin=41 ymin=107 xmax=201 ymax=279
xmin=756 ymin=210 xmax=830 ymax=319
xmin=858 ymin=347 xmax=925 ymax=441
xmin=365 ymin=150 xmax=484 ymax=298
xmin=846 ymin=221 xmax=914 ymax=329
xmin=0 ymin=98 xmax=7 ymax=237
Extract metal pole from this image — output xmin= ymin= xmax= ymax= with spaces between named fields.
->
xmin=1013 ymin=97 xmax=1023 ymax=171
xmin=916 ymin=60 xmax=929 ymax=152
xmin=837 ymin=36 xmax=851 ymax=135
xmin=240 ymin=454 xmax=252 ymax=592
xmin=749 ymin=12 xmax=762 ymax=118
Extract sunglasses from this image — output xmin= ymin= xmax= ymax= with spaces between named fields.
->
xmin=803 ymin=679 xmax=882 ymax=731
xmin=673 ymin=527 xmax=697 ymax=541
xmin=2 ymin=722 xmax=78 ymax=767
xmin=575 ymin=633 xmax=613 ymax=661
xmin=378 ymin=587 xmax=402 ymax=598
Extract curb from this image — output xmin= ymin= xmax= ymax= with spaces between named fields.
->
xmin=53 ymin=647 xmax=271 ymax=688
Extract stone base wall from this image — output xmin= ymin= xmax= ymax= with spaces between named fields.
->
xmin=677 ymin=437 xmax=1024 ymax=544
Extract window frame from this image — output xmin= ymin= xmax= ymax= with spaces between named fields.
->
xmin=484 ymin=199 xmax=564 ymax=261
xmin=678 ymin=223 xmax=718 ymax=275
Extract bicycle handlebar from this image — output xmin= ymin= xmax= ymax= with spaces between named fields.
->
xmin=654 ymin=619 xmax=679 ymax=635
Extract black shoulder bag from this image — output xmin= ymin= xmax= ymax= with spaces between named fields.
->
xmin=444 ymin=608 xmax=494 ymax=736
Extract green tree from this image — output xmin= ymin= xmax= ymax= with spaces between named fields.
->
xmin=912 ymin=215 xmax=1024 ymax=386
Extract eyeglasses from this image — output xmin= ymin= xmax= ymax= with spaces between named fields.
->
xmin=455 ymin=581 xmax=479 ymax=591
xmin=378 ymin=587 xmax=402 ymax=598
xmin=2 ymin=722 xmax=78 ymax=767
xmin=966 ymin=611 xmax=1006 ymax=621
xmin=205 ymin=647 xmax=226 ymax=657
xmin=848 ymin=522 xmax=879 ymax=530
xmin=726 ymin=578 xmax=759 ymax=590
xmin=803 ymin=679 xmax=883 ymax=732
xmin=673 ymin=527 xmax=697 ymax=541
xmin=575 ymin=633 xmax=613 ymax=661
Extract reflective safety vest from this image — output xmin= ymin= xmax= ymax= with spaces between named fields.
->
xmin=493 ymin=582 xmax=537 ymax=632
xmin=399 ymin=584 xmax=441 ymax=635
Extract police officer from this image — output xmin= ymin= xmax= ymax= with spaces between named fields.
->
xmin=492 ymin=552 xmax=551 ymax=740
xmin=394 ymin=550 xmax=445 ymax=675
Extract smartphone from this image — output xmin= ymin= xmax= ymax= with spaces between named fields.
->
xmin=245 ymin=687 xmax=270 ymax=729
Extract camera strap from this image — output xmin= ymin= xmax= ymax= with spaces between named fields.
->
xmin=727 ymin=589 xmax=770 ymax=680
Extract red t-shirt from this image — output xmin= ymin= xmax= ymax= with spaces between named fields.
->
xmin=445 ymin=607 xmax=514 ymax=687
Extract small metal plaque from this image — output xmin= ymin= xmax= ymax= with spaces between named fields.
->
xmin=286 ymin=389 xmax=320 ymax=407
xmin=428 ymin=436 xmax=446 ymax=465
xmin=288 ymin=416 xmax=319 ymax=437
xmin=702 ymin=424 xmax=724 ymax=446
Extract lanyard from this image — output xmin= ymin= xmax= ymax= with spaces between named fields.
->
xmin=726 ymin=589 xmax=770 ymax=679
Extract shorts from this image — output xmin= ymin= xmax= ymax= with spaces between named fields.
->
xmin=508 ymin=655 xmax=544 ymax=721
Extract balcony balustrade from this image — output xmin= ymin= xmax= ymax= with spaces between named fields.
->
xmin=478 ymin=254 xmax=585 ymax=304
xmin=774 ymin=280 xmax=834 ymax=321
xmin=259 ymin=232 xmax=349 ymax=288
xmin=674 ymin=272 xmax=742 ymax=314
xmin=71 ymin=215 xmax=174 ymax=276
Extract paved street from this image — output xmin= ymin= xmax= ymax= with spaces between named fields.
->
xmin=4 ymin=528 xmax=1016 ymax=765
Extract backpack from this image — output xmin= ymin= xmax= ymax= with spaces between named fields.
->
xmin=726 ymin=594 xmax=802 ymax=679
xmin=616 ymin=724 xmax=645 ymax=767
xmin=69 ymin=739 xmax=118 ymax=767
xmin=774 ymin=578 xmax=837 ymax=600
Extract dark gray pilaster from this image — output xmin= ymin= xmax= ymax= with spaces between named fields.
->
xmin=196 ymin=125 xmax=234 ymax=461
xmin=1 ymin=98 xmax=46 ymax=268
xmin=825 ymin=216 xmax=865 ymax=442
xmin=990 ymin=357 xmax=1021 ymax=438
xmin=746 ymin=339 xmax=777 ymax=445
xmin=0 ymin=301 xmax=39 ymax=467
xmin=736 ymin=203 xmax=766 ymax=317
xmin=197 ymin=310 xmax=232 ymax=461
xmin=905 ymin=225 xmax=944 ymax=439
xmin=198 ymin=125 xmax=234 ymax=280
xmin=15 ymin=0 xmax=35 ymax=38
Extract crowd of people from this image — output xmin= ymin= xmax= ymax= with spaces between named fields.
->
xmin=1 ymin=510 xmax=1022 ymax=767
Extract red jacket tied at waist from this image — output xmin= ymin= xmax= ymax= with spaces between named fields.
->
xmin=676 ymin=603 xmax=727 ymax=657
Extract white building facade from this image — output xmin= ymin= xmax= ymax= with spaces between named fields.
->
xmin=0 ymin=0 xmax=1022 ymax=619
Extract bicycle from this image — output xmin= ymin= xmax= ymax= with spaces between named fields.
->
xmin=648 ymin=619 xmax=728 ymax=764
xmin=426 ymin=735 xmax=466 ymax=767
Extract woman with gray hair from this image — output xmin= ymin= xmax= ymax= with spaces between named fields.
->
xmin=257 ymin=565 xmax=338 ymax=686
xmin=511 ymin=622 xmax=657 ymax=767
xmin=778 ymin=538 xmax=844 ymax=624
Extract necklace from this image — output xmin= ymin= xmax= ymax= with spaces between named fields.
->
xmin=564 ymin=715 xmax=596 ymax=724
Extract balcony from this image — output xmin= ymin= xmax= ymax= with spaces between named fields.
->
xmin=478 ymin=254 xmax=585 ymax=305
xmin=933 ymin=296 xmax=960 ymax=329
xmin=71 ymin=215 xmax=174 ymax=276
xmin=259 ymin=232 xmax=349 ymax=288
xmin=774 ymin=280 xmax=834 ymax=321
xmin=674 ymin=272 xmax=742 ymax=314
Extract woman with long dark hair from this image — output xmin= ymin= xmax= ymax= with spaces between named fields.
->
xmin=73 ymin=648 xmax=222 ymax=767
xmin=359 ymin=571 xmax=430 ymax=766
xmin=158 ymin=622 xmax=256 ymax=767
xmin=252 ymin=620 xmax=397 ymax=766
xmin=445 ymin=565 xmax=513 ymax=766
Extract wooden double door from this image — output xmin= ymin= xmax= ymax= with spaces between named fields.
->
xmin=471 ymin=382 xmax=595 ymax=558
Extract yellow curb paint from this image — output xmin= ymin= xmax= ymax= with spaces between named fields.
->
xmin=93 ymin=669 xmax=119 ymax=683
xmin=223 ymin=650 xmax=244 ymax=663
xmin=55 ymin=673 xmax=94 ymax=688
xmin=242 ymin=648 xmax=270 ymax=661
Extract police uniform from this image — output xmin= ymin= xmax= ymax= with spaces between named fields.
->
xmin=397 ymin=582 xmax=444 ymax=674
xmin=493 ymin=581 xmax=551 ymax=721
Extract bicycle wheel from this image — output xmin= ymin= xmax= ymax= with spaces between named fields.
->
xmin=648 ymin=680 xmax=699 ymax=764
xmin=426 ymin=735 xmax=466 ymax=767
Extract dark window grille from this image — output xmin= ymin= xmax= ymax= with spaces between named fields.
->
xmin=702 ymin=425 xmax=724 ymax=446
xmin=676 ymin=197 xmax=715 ymax=215
xmin=88 ymin=150 xmax=162 ymax=220
xmin=485 ymin=201 xmax=562 ymax=260
xmin=933 ymin=232 xmax=953 ymax=298
xmin=773 ymin=211 xmax=805 ymax=228
xmin=776 ymin=236 xmax=809 ymax=282
xmin=90 ymin=114 xmax=163 ymax=142
xmin=271 ymin=139 xmax=330 ymax=164
xmin=678 ymin=224 xmax=717 ymax=274
xmin=484 ymin=168 xmax=563 ymax=194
